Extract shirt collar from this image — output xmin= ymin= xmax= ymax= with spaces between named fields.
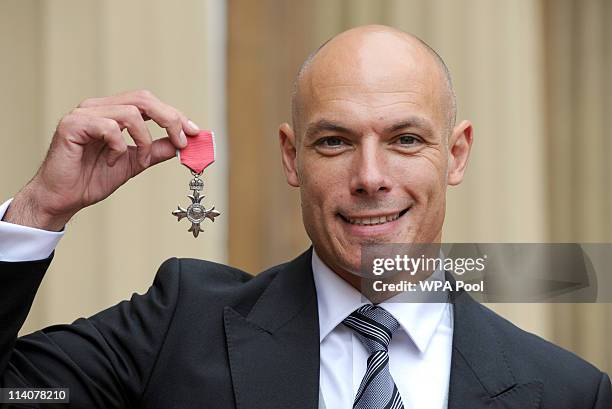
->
xmin=311 ymin=247 xmax=449 ymax=353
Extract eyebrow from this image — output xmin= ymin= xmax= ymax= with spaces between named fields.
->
xmin=304 ymin=119 xmax=354 ymax=140
xmin=304 ymin=116 xmax=434 ymax=141
xmin=383 ymin=116 xmax=433 ymax=134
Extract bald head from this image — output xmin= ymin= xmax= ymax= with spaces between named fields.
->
xmin=291 ymin=25 xmax=456 ymax=138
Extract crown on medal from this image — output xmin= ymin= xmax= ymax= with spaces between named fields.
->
xmin=189 ymin=178 xmax=204 ymax=191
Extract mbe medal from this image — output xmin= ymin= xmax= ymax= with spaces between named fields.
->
xmin=172 ymin=130 xmax=220 ymax=237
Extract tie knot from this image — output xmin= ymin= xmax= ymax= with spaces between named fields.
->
xmin=342 ymin=304 xmax=400 ymax=353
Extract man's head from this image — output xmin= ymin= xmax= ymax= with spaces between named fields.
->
xmin=279 ymin=25 xmax=473 ymax=284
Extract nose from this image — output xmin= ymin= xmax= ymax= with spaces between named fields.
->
xmin=349 ymin=140 xmax=391 ymax=196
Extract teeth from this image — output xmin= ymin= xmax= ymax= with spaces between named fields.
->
xmin=347 ymin=213 xmax=401 ymax=225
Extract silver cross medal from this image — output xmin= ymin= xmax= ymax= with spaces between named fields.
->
xmin=171 ymin=130 xmax=221 ymax=237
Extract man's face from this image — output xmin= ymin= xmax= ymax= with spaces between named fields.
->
xmin=280 ymin=29 xmax=471 ymax=278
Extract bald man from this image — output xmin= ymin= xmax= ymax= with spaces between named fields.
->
xmin=0 ymin=25 xmax=609 ymax=409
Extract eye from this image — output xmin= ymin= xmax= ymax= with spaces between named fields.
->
xmin=312 ymin=136 xmax=351 ymax=156
xmin=316 ymin=136 xmax=346 ymax=147
xmin=396 ymin=134 xmax=421 ymax=146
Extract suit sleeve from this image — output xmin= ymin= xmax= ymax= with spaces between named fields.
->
xmin=592 ymin=372 xmax=611 ymax=409
xmin=0 ymin=256 xmax=182 ymax=408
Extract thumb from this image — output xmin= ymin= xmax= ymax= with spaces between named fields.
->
xmin=128 ymin=137 xmax=177 ymax=178
xmin=150 ymin=137 xmax=178 ymax=167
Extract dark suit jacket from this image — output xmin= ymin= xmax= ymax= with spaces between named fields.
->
xmin=0 ymin=248 xmax=610 ymax=408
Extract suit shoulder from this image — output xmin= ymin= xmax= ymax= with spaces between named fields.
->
xmin=149 ymin=257 xmax=287 ymax=330
xmin=155 ymin=257 xmax=253 ymax=286
xmin=153 ymin=257 xmax=286 ymax=304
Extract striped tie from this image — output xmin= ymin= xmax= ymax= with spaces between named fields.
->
xmin=343 ymin=304 xmax=404 ymax=409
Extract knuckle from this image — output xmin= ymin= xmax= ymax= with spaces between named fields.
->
xmin=121 ymin=105 xmax=142 ymax=126
xmin=77 ymin=98 xmax=95 ymax=108
xmin=135 ymin=89 xmax=155 ymax=102
xmin=57 ymin=114 xmax=77 ymax=134
xmin=169 ymin=111 xmax=181 ymax=127
xmin=125 ymin=104 xmax=141 ymax=117
xmin=101 ymin=118 xmax=121 ymax=135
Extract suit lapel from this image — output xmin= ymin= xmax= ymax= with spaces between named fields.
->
xmin=223 ymin=248 xmax=320 ymax=409
xmin=448 ymin=276 xmax=543 ymax=409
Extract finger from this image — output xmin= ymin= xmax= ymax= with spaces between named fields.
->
xmin=75 ymin=116 xmax=127 ymax=167
xmin=172 ymin=107 xmax=200 ymax=136
xmin=125 ymin=137 xmax=176 ymax=178
xmin=78 ymin=90 xmax=200 ymax=146
xmin=72 ymin=105 xmax=153 ymax=168
xmin=57 ymin=114 xmax=126 ymax=166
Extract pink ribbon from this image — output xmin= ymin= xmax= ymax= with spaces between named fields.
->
xmin=177 ymin=130 xmax=216 ymax=173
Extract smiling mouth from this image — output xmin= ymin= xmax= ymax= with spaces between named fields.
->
xmin=338 ymin=207 xmax=411 ymax=226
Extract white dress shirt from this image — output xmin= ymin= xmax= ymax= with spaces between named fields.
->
xmin=0 ymin=198 xmax=64 ymax=261
xmin=312 ymin=248 xmax=453 ymax=409
xmin=0 ymin=198 xmax=453 ymax=408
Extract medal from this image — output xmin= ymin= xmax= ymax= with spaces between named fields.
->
xmin=171 ymin=130 xmax=220 ymax=237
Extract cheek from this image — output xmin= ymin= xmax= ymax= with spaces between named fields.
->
xmin=402 ymin=157 xmax=448 ymax=233
xmin=300 ymin=157 xmax=349 ymax=206
xmin=392 ymin=154 xmax=446 ymax=202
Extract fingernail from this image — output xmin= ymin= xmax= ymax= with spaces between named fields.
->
xmin=179 ymin=130 xmax=187 ymax=147
xmin=187 ymin=120 xmax=200 ymax=132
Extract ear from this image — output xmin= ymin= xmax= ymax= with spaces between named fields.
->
xmin=279 ymin=122 xmax=300 ymax=187
xmin=447 ymin=120 xmax=474 ymax=186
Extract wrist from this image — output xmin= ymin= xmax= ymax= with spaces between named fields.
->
xmin=3 ymin=186 xmax=73 ymax=232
